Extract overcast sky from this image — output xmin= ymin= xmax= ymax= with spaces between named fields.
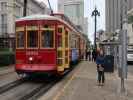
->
xmin=37 ymin=0 xmax=105 ymax=43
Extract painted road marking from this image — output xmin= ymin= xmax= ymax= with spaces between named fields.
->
xmin=53 ymin=65 xmax=82 ymax=100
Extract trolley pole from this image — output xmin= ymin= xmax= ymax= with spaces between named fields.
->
xmin=47 ymin=0 xmax=53 ymax=15
xmin=23 ymin=0 xmax=27 ymax=17
xmin=92 ymin=7 xmax=100 ymax=49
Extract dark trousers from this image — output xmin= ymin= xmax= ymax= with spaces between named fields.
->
xmin=98 ymin=71 xmax=105 ymax=83
xmin=92 ymin=57 xmax=96 ymax=62
xmin=88 ymin=55 xmax=91 ymax=61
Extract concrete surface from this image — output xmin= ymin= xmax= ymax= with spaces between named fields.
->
xmin=0 ymin=65 xmax=14 ymax=75
xmin=39 ymin=61 xmax=133 ymax=100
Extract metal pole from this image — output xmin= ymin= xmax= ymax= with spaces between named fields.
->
xmin=120 ymin=0 xmax=128 ymax=93
xmin=94 ymin=13 xmax=97 ymax=49
xmin=92 ymin=7 xmax=100 ymax=49
xmin=23 ymin=0 xmax=27 ymax=17
xmin=47 ymin=0 xmax=53 ymax=14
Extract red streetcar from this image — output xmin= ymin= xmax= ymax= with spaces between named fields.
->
xmin=15 ymin=14 xmax=86 ymax=76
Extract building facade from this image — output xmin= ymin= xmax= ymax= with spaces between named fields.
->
xmin=0 ymin=0 xmax=50 ymax=37
xmin=58 ymin=0 xmax=88 ymax=35
xmin=105 ymin=0 xmax=133 ymax=33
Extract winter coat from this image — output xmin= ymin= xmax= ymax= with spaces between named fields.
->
xmin=96 ymin=55 xmax=105 ymax=71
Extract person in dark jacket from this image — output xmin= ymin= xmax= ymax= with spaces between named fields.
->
xmin=92 ymin=49 xmax=97 ymax=61
xmin=88 ymin=50 xmax=91 ymax=61
xmin=96 ymin=50 xmax=105 ymax=86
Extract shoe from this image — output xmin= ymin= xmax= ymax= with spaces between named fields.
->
xmin=101 ymin=83 xmax=105 ymax=86
xmin=97 ymin=83 xmax=101 ymax=86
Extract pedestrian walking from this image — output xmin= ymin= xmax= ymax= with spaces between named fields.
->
xmin=96 ymin=50 xmax=105 ymax=86
xmin=92 ymin=49 xmax=97 ymax=61
xmin=88 ymin=50 xmax=91 ymax=61
xmin=86 ymin=50 xmax=88 ymax=61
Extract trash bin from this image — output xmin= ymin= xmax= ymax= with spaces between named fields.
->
xmin=104 ymin=55 xmax=114 ymax=72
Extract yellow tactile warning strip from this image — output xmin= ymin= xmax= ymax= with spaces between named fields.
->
xmin=53 ymin=63 xmax=83 ymax=100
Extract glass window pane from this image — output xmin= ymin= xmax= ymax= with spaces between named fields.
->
xmin=1 ymin=14 xmax=7 ymax=34
xmin=65 ymin=57 xmax=68 ymax=64
xmin=57 ymin=59 xmax=63 ymax=66
xmin=17 ymin=31 xmax=24 ymax=48
xmin=57 ymin=35 xmax=62 ymax=47
xmin=58 ymin=28 xmax=62 ymax=33
xmin=27 ymin=31 xmax=38 ymax=48
xmin=1 ymin=2 xmax=7 ymax=11
xmin=65 ymin=31 xmax=68 ymax=48
xmin=41 ymin=30 xmax=54 ymax=48
xmin=58 ymin=51 xmax=62 ymax=58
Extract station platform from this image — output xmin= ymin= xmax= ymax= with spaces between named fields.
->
xmin=39 ymin=61 xmax=133 ymax=100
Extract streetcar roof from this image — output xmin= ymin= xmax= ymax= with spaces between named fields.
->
xmin=16 ymin=14 xmax=59 ymax=21
xmin=16 ymin=14 xmax=84 ymax=36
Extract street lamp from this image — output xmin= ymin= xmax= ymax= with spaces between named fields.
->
xmin=92 ymin=7 xmax=100 ymax=49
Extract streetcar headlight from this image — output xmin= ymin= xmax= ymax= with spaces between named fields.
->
xmin=29 ymin=57 xmax=33 ymax=61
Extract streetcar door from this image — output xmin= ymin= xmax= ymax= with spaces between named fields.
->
xmin=57 ymin=26 xmax=65 ymax=72
xmin=64 ymin=29 xmax=69 ymax=68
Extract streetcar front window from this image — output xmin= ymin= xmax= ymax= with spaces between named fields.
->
xmin=41 ymin=30 xmax=54 ymax=48
xmin=27 ymin=31 xmax=38 ymax=48
xmin=16 ymin=31 xmax=24 ymax=48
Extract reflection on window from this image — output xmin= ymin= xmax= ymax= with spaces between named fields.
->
xmin=17 ymin=31 xmax=24 ymax=48
xmin=27 ymin=31 xmax=38 ymax=48
xmin=41 ymin=30 xmax=54 ymax=48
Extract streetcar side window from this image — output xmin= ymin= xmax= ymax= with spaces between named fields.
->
xmin=65 ymin=30 xmax=68 ymax=48
xmin=41 ymin=30 xmax=54 ymax=48
xmin=16 ymin=31 xmax=24 ymax=48
xmin=27 ymin=31 xmax=38 ymax=48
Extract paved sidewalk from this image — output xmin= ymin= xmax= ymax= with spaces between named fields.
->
xmin=39 ymin=61 xmax=133 ymax=100
xmin=0 ymin=65 xmax=14 ymax=75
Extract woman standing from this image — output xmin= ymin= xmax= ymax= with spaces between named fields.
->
xmin=96 ymin=50 xmax=105 ymax=86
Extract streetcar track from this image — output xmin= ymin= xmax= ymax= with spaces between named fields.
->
xmin=18 ymin=69 xmax=73 ymax=100
xmin=0 ymin=78 xmax=27 ymax=94
xmin=18 ymin=80 xmax=59 ymax=100
xmin=0 ymin=64 xmax=77 ymax=100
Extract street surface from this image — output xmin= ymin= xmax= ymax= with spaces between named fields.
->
xmin=0 ymin=62 xmax=133 ymax=100
xmin=128 ymin=64 xmax=133 ymax=75
xmin=39 ymin=61 xmax=133 ymax=100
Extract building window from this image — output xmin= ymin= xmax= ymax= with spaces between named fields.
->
xmin=1 ymin=2 xmax=7 ymax=11
xmin=15 ymin=4 xmax=21 ymax=18
xmin=1 ymin=14 xmax=7 ymax=34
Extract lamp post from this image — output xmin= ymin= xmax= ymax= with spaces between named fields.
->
xmin=92 ymin=7 xmax=100 ymax=49
xmin=23 ymin=0 xmax=27 ymax=17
